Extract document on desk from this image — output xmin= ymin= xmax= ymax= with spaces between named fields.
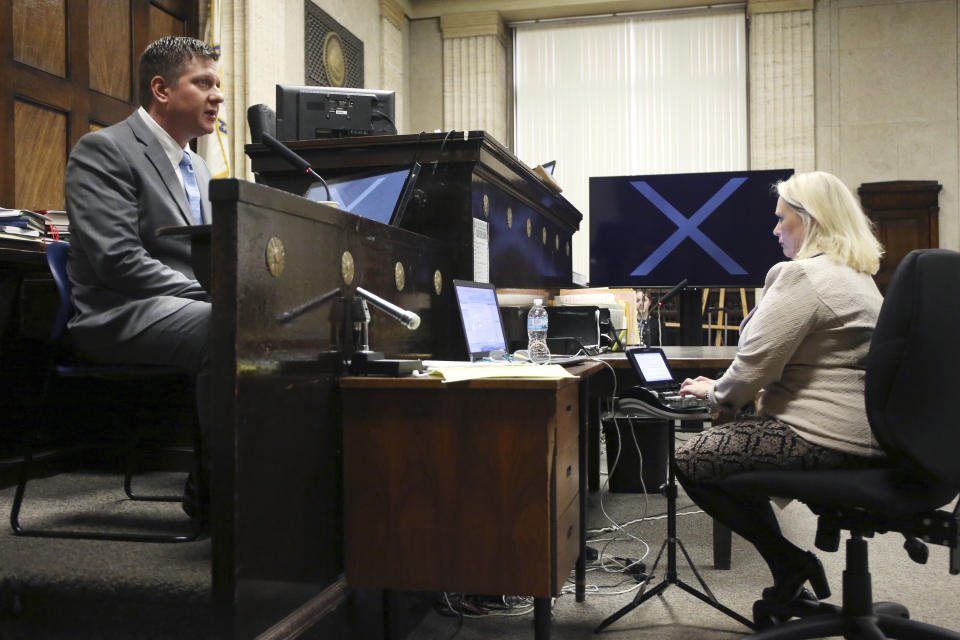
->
xmin=424 ymin=362 xmax=575 ymax=382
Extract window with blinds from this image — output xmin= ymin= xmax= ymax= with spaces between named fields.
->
xmin=513 ymin=8 xmax=748 ymax=281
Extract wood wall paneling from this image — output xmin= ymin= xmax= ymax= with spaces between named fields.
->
xmin=2 ymin=0 xmax=196 ymax=208
xmin=148 ymin=4 xmax=185 ymax=44
xmin=13 ymin=0 xmax=67 ymax=77
xmin=14 ymin=99 xmax=67 ymax=210
xmin=89 ymin=0 xmax=132 ymax=101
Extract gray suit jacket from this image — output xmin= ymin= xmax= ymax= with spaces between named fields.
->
xmin=64 ymin=112 xmax=211 ymax=350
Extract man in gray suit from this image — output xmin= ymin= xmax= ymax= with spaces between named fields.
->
xmin=64 ymin=36 xmax=223 ymax=516
xmin=65 ymin=36 xmax=221 ymax=368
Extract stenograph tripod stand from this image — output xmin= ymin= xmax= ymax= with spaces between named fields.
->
xmin=594 ymin=406 xmax=755 ymax=633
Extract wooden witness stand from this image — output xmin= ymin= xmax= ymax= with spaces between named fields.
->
xmin=187 ymin=130 xmax=587 ymax=638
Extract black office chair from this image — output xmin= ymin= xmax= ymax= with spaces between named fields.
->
xmin=721 ymin=248 xmax=960 ymax=639
xmin=9 ymin=241 xmax=203 ymax=542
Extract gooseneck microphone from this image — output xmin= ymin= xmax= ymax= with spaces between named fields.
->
xmin=276 ymin=288 xmax=342 ymax=324
xmin=657 ymin=278 xmax=688 ymax=307
xmin=355 ymin=287 xmax=421 ymax=330
xmin=260 ymin=132 xmax=332 ymax=202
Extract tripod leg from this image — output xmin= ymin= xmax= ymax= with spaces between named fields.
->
xmin=641 ymin=537 xmax=668 ymax=588
xmin=594 ymin=580 xmax=671 ymax=633
xmin=675 ymin=536 xmax=718 ymax=601
xmin=674 ymin=580 xmax=755 ymax=629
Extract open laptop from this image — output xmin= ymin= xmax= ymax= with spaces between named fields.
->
xmin=623 ymin=346 xmax=708 ymax=411
xmin=451 ymin=280 xmax=586 ymax=365
xmin=452 ymin=280 xmax=510 ymax=362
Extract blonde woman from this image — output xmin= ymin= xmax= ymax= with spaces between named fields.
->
xmin=675 ymin=171 xmax=885 ymax=614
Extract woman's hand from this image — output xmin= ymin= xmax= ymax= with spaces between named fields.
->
xmin=679 ymin=376 xmax=715 ymax=399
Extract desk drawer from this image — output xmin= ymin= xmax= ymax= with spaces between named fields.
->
xmin=555 ymin=389 xmax=579 ymax=515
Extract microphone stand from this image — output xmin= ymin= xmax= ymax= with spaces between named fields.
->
xmin=274 ymin=286 xmax=422 ymax=376
xmin=653 ymin=279 xmax=686 ymax=347
xmin=349 ymin=287 xmax=423 ymax=376
xmin=260 ymin=132 xmax=332 ymax=201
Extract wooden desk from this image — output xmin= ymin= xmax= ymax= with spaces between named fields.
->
xmin=341 ymin=362 xmax=603 ymax=640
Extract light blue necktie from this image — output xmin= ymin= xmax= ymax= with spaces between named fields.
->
xmin=179 ymin=151 xmax=204 ymax=225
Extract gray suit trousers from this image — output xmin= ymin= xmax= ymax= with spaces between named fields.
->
xmin=79 ymin=300 xmax=210 ymax=372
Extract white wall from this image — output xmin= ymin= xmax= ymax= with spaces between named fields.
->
xmin=409 ymin=18 xmax=445 ymax=133
xmin=247 ymin=0 xmax=306 ymax=117
xmin=246 ymin=0 xmax=388 ymax=110
xmin=313 ymin=0 xmax=385 ymax=91
xmin=236 ymin=0 xmax=413 ymax=177
xmin=814 ymin=0 xmax=959 ymax=250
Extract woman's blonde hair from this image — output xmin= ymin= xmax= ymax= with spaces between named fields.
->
xmin=776 ymin=171 xmax=884 ymax=274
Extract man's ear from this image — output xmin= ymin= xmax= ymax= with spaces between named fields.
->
xmin=150 ymin=75 xmax=169 ymax=105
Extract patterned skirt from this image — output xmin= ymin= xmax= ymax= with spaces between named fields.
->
xmin=675 ymin=415 xmax=880 ymax=483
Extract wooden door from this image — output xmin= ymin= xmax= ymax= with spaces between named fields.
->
xmin=858 ymin=180 xmax=941 ymax=294
xmin=0 ymin=0 xmax=198 ymax=211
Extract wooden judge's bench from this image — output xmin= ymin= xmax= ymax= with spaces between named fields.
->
xmin=198 ymin=131 xmax=585 ymax=638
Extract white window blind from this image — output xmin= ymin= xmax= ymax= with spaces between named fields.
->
xmin=513 ymin=8 xmax=747 ymax=282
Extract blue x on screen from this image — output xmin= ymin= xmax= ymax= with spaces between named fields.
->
xmin=589 ymin=169 xmax=794 ymax=288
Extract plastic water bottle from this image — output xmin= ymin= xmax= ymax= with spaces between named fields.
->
xmin=527 ymin=299 xmax=550 ymax=364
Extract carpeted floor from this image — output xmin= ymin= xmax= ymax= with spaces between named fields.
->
xmin=0 ymin=470 xmax=215 ymax=639
xmin=408 ymin=485 xmax=960 ymax=640
xmin=1 ymin=448 xmax=958 ymax=640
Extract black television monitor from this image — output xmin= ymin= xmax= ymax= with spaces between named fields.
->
xmin=275 ymin=84 xmax=397 ymax=140
xmin=589 ymin=169 xmax=794 ymax=288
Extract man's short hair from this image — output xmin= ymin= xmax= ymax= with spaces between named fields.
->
xmin=138 ymin=36 xmax=219 ymax=108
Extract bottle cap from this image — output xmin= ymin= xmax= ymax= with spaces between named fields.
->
xmin=534 ymin=298 xmax=542 ymax=305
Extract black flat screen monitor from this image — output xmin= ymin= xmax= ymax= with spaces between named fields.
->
xmin=305 ymin=162 xmax=420 ymax=226
xmin=589 ymin=169 xmax=793 ymax=288
xmin=275 ymin=84 xmax=396 ymax=140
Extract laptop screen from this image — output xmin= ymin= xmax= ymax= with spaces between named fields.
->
xmin=626 ymin=347 xmax=676 ymax=386
xmin=452 ymin=280 xmax=508 ymax=361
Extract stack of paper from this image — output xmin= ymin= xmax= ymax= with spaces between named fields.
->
xmin=0 ymin=208 xmax=68 ymax=245
xmin=425 ymin=363 xmax=574 ymax=382
xmin=496 ymin=288 xmax=549 ymax=308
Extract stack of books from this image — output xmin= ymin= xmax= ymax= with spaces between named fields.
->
xmin=0 ymin=208 xmax=69 ymax=247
